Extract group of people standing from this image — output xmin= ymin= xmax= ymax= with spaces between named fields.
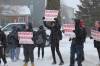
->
xmin=0 ymin=18 xmax=100 ymax=66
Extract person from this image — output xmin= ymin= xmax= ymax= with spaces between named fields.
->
xmin=43 ymin=18 xmax=64 ymax=65
xmin=75 ymin=19 xmax=87 ymax=62
xmin=23 ymin=23 xmax=35 ymax=66
xmin=36 ymin=26 xmax=46 ymax=59
xmin=0 ymin=27 xmax=7 ymax=66
xmin=7 ymin=26 xmax=19 ymax=62
xmin=69 ymin=19 xmax=87 ymax=66
xmin=92 ymin=21 xmax=100 ymax=66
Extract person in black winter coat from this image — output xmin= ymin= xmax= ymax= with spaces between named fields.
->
xmin=69 ymin=19 xmax=87 ymax=66
xmin=36 ymin=26 xmax=46 ymax=59
xmin=23 ymin=23 xmax=35 ymax=66
xmin=0 ymin=28 xmax=7 ymax=66
xmin=7 ymin=26 xmax=19 ymax=62
xmin=43 ymin=18 xmax=64 ymax=65
xmin=93 ymin=21 xmax=100 ymax=65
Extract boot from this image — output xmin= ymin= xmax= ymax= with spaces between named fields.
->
xmin=59 ymin=61 xmax=64 ymax=65
xmin=52 ymin=61 xmax=56 ymax=65
xmin=24 ymin=63 xmax=28 ymax=66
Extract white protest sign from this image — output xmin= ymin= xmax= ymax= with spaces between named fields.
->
xmin=18 ymin=32 xmax=34 ymax=44
xmin=44 ymin=10 xmax=59 ymax=21
xmin=63 ymin=24 xmax=75 ymax=38
xmin=91 ymin=29 xmax=100 ymax=41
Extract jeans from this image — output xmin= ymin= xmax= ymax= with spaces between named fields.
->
xmin=10 ymin=47 xmax=16 ymax=61
xmin=16 ymin=47 xmax=20 ymax=60
xmin=70 ymin=44 xmax=83 ymax=66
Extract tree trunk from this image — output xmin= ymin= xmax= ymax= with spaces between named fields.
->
xmin=46 ymin=0 xmax=61 ymax=24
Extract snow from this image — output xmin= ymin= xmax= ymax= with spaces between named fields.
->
xmin=0 ymin=5 xmax=31 ymax=16
xmin=0 ymin=37 xmax=99 ymax=66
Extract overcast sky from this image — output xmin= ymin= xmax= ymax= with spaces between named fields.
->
xmin=61 ymin=0 xmax=80 ymax=10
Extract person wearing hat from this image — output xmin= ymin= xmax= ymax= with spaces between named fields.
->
xmin=0 ymin=27 xmax=7 ymax=66
xmin=69 ymin=19 xmax=87 ymax=66
xmin=43 ymin=18 xmax=64 ymax=65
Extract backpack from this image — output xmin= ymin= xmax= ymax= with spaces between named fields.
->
xmin=36 ymin=33 xmax=44 ymax=45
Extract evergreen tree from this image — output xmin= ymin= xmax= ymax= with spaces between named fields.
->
xmin=76 ymin=0 xmax=100 ymax=26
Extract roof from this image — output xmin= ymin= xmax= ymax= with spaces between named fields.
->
xmin=0 ymin=5 xmax=31 ymax=16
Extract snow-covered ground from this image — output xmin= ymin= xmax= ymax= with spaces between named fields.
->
xmin=0 ymin=37 xmax=99 ymax=66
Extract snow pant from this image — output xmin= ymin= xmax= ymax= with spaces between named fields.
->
xmin=70 ymin=45 xmax=83 ymax=66
xmin=0 ymin=47 xmax=7 ymax=64
xmin=16 ymin=47 xmax=20 ymax=60
xmin=38 ymin=45 xmax=44 ymax=58
xmin=23 ymin=45 xmax=34 ymax=63
xmin=51 ymin=40 xmax=64 ymax=63
xmin=10 ymin=47 xmax=16 ymax=61
xmin=97 ymin=48 xmax=100 ymax=61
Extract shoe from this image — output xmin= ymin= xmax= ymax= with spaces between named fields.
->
xmin=31 ymin=63 xmax=35 ymax=66
xmin=59 ymin=62 xmax=64 ymax=65
xmin=52 ymin=62 xmax=56 ymax=65
xmin=24 ymin=63 xmax=28 ymax=66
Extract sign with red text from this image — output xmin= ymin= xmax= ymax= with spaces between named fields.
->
xmin=44 ymin=10 xmax=59 ymax=21
xmin=18 ymin=32 xmax=34 ymax=44
xmin=91 ymin=29 xmax=100 ymax=41
xmin=63 ymin=24 xmax=75 ymax=38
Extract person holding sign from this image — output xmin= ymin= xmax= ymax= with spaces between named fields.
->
xmin=92 ymin=21 xmax=100 ymax=65
xmin=43 ymin=18 xmax=64 ymax=65
xmin=23 ymin=23 xmax=35 ymax=66
xmin=69 ymin=19 xmax=87 ymax=66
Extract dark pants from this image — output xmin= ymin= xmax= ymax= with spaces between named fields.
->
xmin=23 ymin=45 xmax=34 ymax=63
xmin=38 ymin=45 xmax=44 ymax=58
xmin=70 ymin=45 xmax=83 ymax=66
xmin=0 ymin=47 xmax=7 ymax=64
xmin=97 ymin=48 xmax=100 ymax=60
xmin=51 ymin=40 xmax=64 ymax=63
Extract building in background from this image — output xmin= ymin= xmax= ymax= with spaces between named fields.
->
xmin=0 ymin=0 xmax=45 ymax=27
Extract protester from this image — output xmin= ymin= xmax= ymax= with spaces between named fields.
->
xmin=7 ymin=26 xmax=19 ymax=62
xmin=23 ymin=23 xmax=35 ymax=66
xmin=69 ymin=19 xmax=87 ymax=66
xmin=43 ymin=18 xmax=64 ymax=65
xmin=0 ymin=27 xmax=7 ymax=66
xmin=36 ymin=26 xmax=46 ymax=59
xmin=92 ymin=21 xmax=100 ymax=66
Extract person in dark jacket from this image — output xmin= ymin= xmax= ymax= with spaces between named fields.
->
xmin=93 ymin=21 xmax=100 ymax=65
xmin=0 ymin=28 xmax=7 ymax=66
xmin=36 ymin=26 xmax=46 ymax=59
xmin=23 ymin=23 xmax=35 ymax=66
xmin=69 ymin=19 xmax=87 ymax=66
xmin=7 ymin=26 xmax=19 ymax=62
xmin=43 ymin=18 xmax=64 ymax=65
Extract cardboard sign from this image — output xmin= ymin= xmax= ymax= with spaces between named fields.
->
xmin=63 ymin=24 xmax=75 ymax=38
xmin=44 ymin=10 xmax=59 ymax=21
xmin=18 ymin=32 xmax=34 ymax=44
xmin=91 ymin=29 xmax=100 ymax=41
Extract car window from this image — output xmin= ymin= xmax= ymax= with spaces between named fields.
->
xmin=16 ymin=24 xmax=25 ymax=31
xmin=3 ymin=24 xmax=25 ymax=31
xmin=3 ymin=24 xmax=16 ymax=31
